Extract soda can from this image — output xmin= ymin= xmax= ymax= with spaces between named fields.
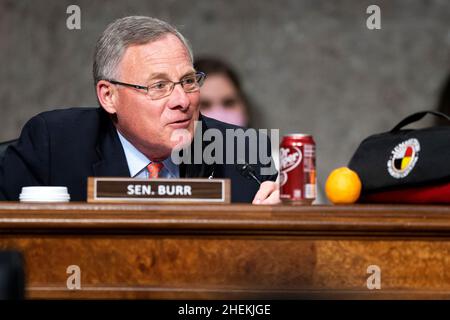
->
xmin=279 ymin=134 xmax=316 ymax=204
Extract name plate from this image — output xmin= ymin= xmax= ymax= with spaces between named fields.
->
xmin=87 ymin=177 xmax=230 ymax=203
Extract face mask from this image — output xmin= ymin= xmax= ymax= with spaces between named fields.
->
xmin=201 ymin=108 xmax=248 ymax=127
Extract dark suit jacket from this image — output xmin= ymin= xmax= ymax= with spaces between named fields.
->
xmin=0 ymin=108 xmax=276 ymax=202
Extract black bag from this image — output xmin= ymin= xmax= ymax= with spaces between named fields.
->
xmin=348 ymin=111 xmax=450 ymax=194
xmin=0 ymin=251 xmax=25 ymax=300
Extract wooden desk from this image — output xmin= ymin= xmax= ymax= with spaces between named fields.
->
xmin=0 ymin=202 xmax=450 ymax=299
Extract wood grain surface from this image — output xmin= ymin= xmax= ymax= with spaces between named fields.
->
xmin=0 ymin=202 xmax=449 ymax=299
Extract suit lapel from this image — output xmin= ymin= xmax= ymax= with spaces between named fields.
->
xmin=181 ymin=114 xmax=216 ymax=178
xmin=92 ymin=109 xmax=130 ymax=177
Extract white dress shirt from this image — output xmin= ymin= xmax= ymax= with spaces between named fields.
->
xmin=117 ymin=130 xmax=179 ymax=179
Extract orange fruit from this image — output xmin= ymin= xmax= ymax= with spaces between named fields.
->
xmin=325 ymin=167 xmax=362 ymax=204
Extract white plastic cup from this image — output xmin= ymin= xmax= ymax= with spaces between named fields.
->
xmin=19 ymin=186 xmax=70 ymax=202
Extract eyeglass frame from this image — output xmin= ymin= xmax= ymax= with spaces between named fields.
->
xmin=102 ymin=71 xmax=207 ymax=100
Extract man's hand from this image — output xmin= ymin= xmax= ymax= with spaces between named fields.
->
xmin=252 ymin=181 xmax=280 ymax=205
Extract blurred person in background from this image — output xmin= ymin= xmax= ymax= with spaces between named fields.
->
xmin=194 ymin=57 xmax=252 ymax=128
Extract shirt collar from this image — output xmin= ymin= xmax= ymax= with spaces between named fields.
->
xmin=116 ymin=130 xmax=179 ymax=178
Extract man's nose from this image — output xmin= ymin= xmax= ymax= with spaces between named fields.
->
xmin=167 ymin=84 xmax=190 ymax=110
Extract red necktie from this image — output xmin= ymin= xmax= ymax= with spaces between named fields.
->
xmin=147 ymin=162 xmax=164 ymax=179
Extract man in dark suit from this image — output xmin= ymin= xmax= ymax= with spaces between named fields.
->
xmin=0 ymin=16 xmax=279 ymax=203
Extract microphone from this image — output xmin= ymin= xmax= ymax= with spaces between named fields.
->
xmin=237 ymin=162 xmax=261 ymax=186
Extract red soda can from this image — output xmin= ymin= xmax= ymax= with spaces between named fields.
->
xmin=279 ymin=134 xmax=316 ymax=204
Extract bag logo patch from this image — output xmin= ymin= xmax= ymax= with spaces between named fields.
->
xmin=387 ymin=138 xmax=420 ymax=179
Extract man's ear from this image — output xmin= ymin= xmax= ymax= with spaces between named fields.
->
xmin=96 ymin=80 xmax=118 ymax=114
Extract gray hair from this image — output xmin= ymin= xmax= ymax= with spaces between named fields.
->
xmin=93 ymin=16 xmax=193 ymax=84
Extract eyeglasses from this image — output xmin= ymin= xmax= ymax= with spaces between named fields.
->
xmin=104 ymin=72 xmax=206 ymax=100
